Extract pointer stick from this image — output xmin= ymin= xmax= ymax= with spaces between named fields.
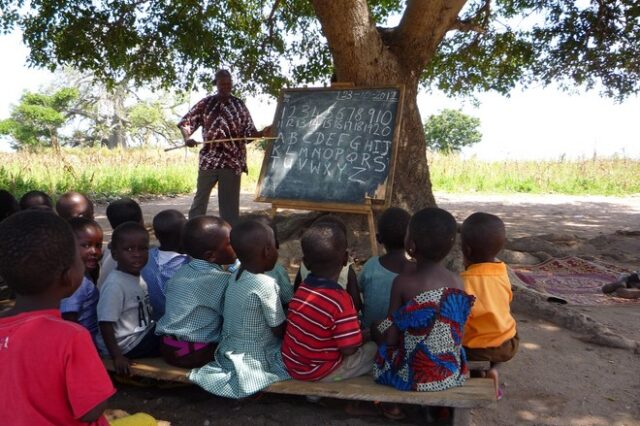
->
xmin=164 ymin=136 xmax=279 ymax=152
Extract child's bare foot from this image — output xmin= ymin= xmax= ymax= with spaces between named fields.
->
xmin=602 ymin=280 xmax=626 ymax=294
xmin=376 ymin=402 xmax=406 ymax=420
xmin=614 ymin=288 xmax=640 ymax=299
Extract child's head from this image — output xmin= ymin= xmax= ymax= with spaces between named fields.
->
xmin=230 ymin=219 xmax=278 ymax=272
xmin=19 ymin=190 xmax=53 ymax=211
xmin=461 ymin=212 xmax=506 ymax=266
xmin=0 ymin=210 xmax=83 ymax=299
xmin=377 ymin=207 xmax=411 ymax=250
xmin=182 ymin=216 xmax=235 ymax=265
xmin=55 ymin=191 xmax=95 ymax=221
xmin=301 ymin=222 xmax=348 ymax=279
xmin=312 ymin=214 xmax=348 ymax=239
xmin=242 ymin=213 xmax=279 ymax=248
xmin=111 ymin=222 xmax=149 ymax=276
xmin=153 ymin=209 xmax=187 ymax=252
xmin=105 ymin=198 xmax=143 ymax=230
xmin=406 ymin=208 xmax=457 ymax=263
xmin=69 ymin=217 xmax=103 ymax=275
xmin=0 ymin=190 xmax=20 ymax=221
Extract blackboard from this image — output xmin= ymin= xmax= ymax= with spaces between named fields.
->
xmin=256 ymin=86 xmax=403 ymax=208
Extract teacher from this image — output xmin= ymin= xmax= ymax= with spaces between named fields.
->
xmin=178 ymin=69 xmax=270 ymax=224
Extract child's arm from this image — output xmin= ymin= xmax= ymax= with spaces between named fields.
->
xmin=61 ymin=312 xmax=79 ymax=323
xmin=293 ymin=268 xmax=302 ymax=292
xmin=80 ymin=400 xmax=109 ymax=422
xmin=381 ymin=275 xmax=405 ymax=346
xmin=98 ymin=321 xmax=130 ymax=376
xmin=270 ymin=322 xmax=286 ymax=338
xmin=346 ymin=266 xmax=362 ymax=311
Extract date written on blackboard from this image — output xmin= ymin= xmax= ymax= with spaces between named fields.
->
xmin=258 ymin=88 xmax=401 ymax=204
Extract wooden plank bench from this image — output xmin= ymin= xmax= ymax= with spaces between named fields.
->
xmin=103 ymin=358 xmax=496 ymax=425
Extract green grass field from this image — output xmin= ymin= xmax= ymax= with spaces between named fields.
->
xmin=0 ymin=147 xmax=638 ymax=201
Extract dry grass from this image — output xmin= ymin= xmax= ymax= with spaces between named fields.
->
xmin=1 ymin=148 xmax=638 ymax=201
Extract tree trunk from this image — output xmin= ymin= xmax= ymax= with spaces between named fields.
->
xmin=311 ymin=0 xmax=467 ymax=211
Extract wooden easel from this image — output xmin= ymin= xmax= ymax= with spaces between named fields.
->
xmin=268 ymin=199 xmax=381 ymax=256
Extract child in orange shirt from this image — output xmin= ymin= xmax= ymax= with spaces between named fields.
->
xmin=460 ymin=212 xmax=518 ymax=399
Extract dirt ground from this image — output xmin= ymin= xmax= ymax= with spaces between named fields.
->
xmin=96 ymin=192 xmax=640 ymax=426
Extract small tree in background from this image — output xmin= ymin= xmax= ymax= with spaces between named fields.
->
xmin=0 ymin=88 xmax=79 ymax=151
xmin=423 ymin=109 xmax=482 ymax=154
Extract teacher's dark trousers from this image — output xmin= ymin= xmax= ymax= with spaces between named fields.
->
xmin=188 ymin=168 xmax=241 ymax=225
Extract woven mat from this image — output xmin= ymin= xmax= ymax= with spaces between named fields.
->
xmin=513 ymin=256 xmax=637 ymax=305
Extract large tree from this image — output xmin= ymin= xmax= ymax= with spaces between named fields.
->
xmin=2 ymin=1 xmax=639 ymax=209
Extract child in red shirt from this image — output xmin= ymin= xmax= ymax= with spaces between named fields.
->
xmin=282 ymin=221 xmax=376 ymax=382
xmin=0 ymin=210 xmax=115 ymax=425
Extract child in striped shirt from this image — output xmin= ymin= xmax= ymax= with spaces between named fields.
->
xmin=282 ymin=221 xmax=376 ymax=382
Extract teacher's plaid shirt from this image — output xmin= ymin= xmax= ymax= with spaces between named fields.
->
xmin=177 ymin=94 xmax=257 ymax=174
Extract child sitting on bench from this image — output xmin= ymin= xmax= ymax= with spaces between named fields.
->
xmin=189 ymin=219 xmax=289 ymax=398
xmin=282 ymin=220 xmax=376 ymax=382
xmin=374 ymin=208 xmax=474 ymax=392
xmin=156 ymin=216 xmax=236 ymax=368
xmin=55 ymin=191 xmax=95 ymax=220
xmin=352 ymin=207 xmax=413 ymax=330
xmin=141 ymin=209 xmax=189 ymax=320
xmin=60 ymin=217 xmax=103 ymax=339
xmin=97 ymin=222 xmax=159 ymax=376
xmin=460 ymin=212 xmax=518 ymax=399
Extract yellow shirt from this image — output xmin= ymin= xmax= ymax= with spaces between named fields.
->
xmin=462 ymin=262 xmax=517 ymax=348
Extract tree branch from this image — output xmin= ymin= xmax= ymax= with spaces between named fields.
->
xmin=311 ymin=0 xmax=399 ymax=85
xmin=395 ymin=0 xmax=469 ymax=71
xmin=449 ymin=19 xmax=485 ymax=33
xmin=449 ymin=0 xmax=490 ymax=34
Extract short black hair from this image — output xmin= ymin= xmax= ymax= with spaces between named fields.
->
xmin=106 ymin=198 xmax=143 ymax=229
xmin=19 ymin=190 xmax=53 ymax=211
xmin=153 ymin=209 xmax=187 ymax=248
xmin=312 ymin=215 xmax=347 ymax=238
xmin=408 ymin=208 xmax=457 ymax=262
xmin=230 ymin=219 xmax=272 ymax=264
xmin=0 ymin=210 xmax=76 ymax=295
xmin=377 ymin=207 xmax=411 ymax=249
xmin=111 ymin=221 xmax=148 ymax=249
xmin=461 ymin=212 xmax=506 ymax=263
xmin=68 ymin=216 xmax=102 ymax=236
xmin=55 ymin=191 xmax=94 ymax=220
xmin=182 ymin=216 xmax=229 ymax=259
xmin=241 ymin=213 xmax=279 ymax=248
xmin=0 ymin=190 xmax=19 ymax=221
xmin=301 ymin=222 xmax=347 ymax=273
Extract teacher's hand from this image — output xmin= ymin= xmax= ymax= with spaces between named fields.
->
xmin=260 ymin=125 xmax=273 ymax=138
xmin=185 ymin=139 xmax=198 ymax=148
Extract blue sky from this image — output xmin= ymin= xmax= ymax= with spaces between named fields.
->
xmin=2 ymin=31 xmax=639 ymax=160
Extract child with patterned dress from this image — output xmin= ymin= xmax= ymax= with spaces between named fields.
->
xmin=460 ymin=212 xmax=518 ymax=399
xmin=374 ymin=208 xmax=474 ymax=392
xmin=353 ymin=207 xmax=413 ymax=330
xmin=98 ymin=198 xmax=144 ymax=288
xmin=60 ymin=217 xmax=103 ymax=339
xmin=189 ymin=219 xmax=289 ymax=398
xmin=156 ymin=216 xmax=236 ymax=368
xmin=141 ymin=209 xmax=189 ymax=320
xmin=282 ymin=221 xmax=377 ymax=383
xmin=97 ymin=222 xmax=159 ymax=377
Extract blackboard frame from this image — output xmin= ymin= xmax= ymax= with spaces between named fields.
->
xmin=255 ymin=85 xmax=405 ymax=212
